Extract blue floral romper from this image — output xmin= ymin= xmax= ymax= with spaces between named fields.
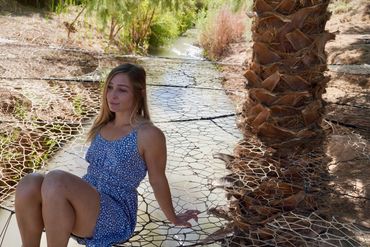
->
xmin=76 ymin=127 xmax=147 ymax=246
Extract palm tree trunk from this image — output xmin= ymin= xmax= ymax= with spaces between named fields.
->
xmin=243 ymin=0 xmax=334 ymax=151
xmin=214 ymin=1 xmax=336 ymax=246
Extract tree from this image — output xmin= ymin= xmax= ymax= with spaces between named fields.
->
xmin=83 ymin=0 xmax=133 ymax=42
xmin=243 ymin=0 xmax=333 ymax=150
xmin=83 ymin=0 xmax=194 ymax=53
xmin=212 ymin=1 xmax=339 ymax=246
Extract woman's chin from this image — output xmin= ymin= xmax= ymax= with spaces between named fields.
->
xmin=108 ymin=105 xmax=119 ymax=112
xmin=108 ymin=106 xmax=119 ymax=112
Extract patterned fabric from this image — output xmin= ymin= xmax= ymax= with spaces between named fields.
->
xmin=76 ymin=127 xmax=147 ymax=247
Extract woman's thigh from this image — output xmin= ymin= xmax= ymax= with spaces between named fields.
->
xmin=42 ymin=170 xmax=100 ymax=237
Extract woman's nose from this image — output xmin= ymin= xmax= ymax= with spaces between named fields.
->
xmin=111 ymin=90 xmax=119 ymax=99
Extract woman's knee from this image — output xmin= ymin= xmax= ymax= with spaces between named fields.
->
xmin=15 ymin=173 xmax=44 ymax=203
xmin=41 ymin=170 xmax=69 ymax=200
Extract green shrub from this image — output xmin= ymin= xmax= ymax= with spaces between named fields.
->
xmin=148 ymin=1 xmax=200 ymax=50
xmin=176 ymin=2 xmax=197 ymax=34
xmin=149 ymin=13 xmax=180 ymax=48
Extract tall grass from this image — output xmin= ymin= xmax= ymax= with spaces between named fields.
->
xmin=197 ymin=5 xmax=247 ymax=60
xmin=329 ymin=0 xmax=353 ymax=14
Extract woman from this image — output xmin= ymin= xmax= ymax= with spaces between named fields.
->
xmin=15 ymin=63 xmax=200 ymax=247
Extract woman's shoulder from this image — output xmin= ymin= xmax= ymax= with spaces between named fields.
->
xmin=137 ymin=122 xmax=164 ymax=138
xmin=136 ymin=122 xmax=165 ymax=145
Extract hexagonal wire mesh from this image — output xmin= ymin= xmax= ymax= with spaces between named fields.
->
xmin=0 ymin=44 xmax=369 ymax=246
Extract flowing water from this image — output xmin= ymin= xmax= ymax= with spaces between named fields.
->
xmin=149 ymin=29 xmax=204 ymax=60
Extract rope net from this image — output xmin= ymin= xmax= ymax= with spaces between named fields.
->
xmin=212 ymin=126 xmax=370 ymax=246
xmin=0 ymin=43 xmax=369 ymax=246
xmin=0 ymin=79 xmax=102 ymax=201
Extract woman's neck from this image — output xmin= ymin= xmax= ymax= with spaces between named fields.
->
xmin=112 ymin=112 xmax=134 ymax=127
xmin=111 ymin=112 xmax=148 ymax=128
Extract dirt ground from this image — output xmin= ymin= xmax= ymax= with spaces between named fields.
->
xmin=0 ymin=0 xmax=115 ymax=52
xmin=0 ymin=0 xmax=369 ymax=239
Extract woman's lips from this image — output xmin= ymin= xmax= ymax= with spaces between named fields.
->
xmin=108 ymin=102 xmax=120 ymax=109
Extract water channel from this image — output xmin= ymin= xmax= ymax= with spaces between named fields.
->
xmin=0 ymin=30 xmax=242 ymax=246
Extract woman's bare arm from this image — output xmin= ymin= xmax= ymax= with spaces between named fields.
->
xmin=140 ymin=126 xmax=199 ymax=227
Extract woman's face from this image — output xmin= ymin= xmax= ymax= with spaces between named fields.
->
xmin=106 ymin=73 xmax=135 ymax=113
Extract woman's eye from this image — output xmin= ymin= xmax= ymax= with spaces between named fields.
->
xmin=107 ymin=85 xmax=127 ymax=92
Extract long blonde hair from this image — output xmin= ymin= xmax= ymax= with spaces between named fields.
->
xmin=87 ymin=63 xmax=150 ymax=142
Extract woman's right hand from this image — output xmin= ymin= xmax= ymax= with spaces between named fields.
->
xmin=172 ymin=210 xmax=200 ymax=227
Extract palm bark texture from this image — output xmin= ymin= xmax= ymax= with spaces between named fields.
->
xmin=203 ymin=1 xmax=364 ymax=246
xmin=243 ymin=0 xmax=334 ymax=150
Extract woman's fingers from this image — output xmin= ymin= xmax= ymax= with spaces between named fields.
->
xmin=185 ymin=210 xmax=199 ymax=222
xmin=175 ymin=209 xmax=201 ymax=226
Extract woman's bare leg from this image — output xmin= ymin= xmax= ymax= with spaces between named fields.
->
xmin=41 ymin=170 xmax=100 ymax=247
xmin=15 ymin=173 xmax=45 ymax=247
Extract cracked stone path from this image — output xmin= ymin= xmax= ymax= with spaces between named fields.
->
xmin=0 ymin=57 xmax=242 ymax=246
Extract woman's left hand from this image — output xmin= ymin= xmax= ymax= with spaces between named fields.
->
xmin=172 ymin=210 xmax=201 ymax=227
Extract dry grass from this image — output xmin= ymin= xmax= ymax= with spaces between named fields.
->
xmin=199 ymin=6 xmax=246 ymax=60
xmin=0 ymin=0 xmax=117 ymax=53
xmin=329 ymin=0 xmax=354 ymax=14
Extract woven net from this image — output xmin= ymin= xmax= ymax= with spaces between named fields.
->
xmin=0 ymin=42 xmax=369 ymax=246
xmin=0 ymin=45 xmax=242 ymax=246
xmin=211 ymin=125 xmax=370 ymax=246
